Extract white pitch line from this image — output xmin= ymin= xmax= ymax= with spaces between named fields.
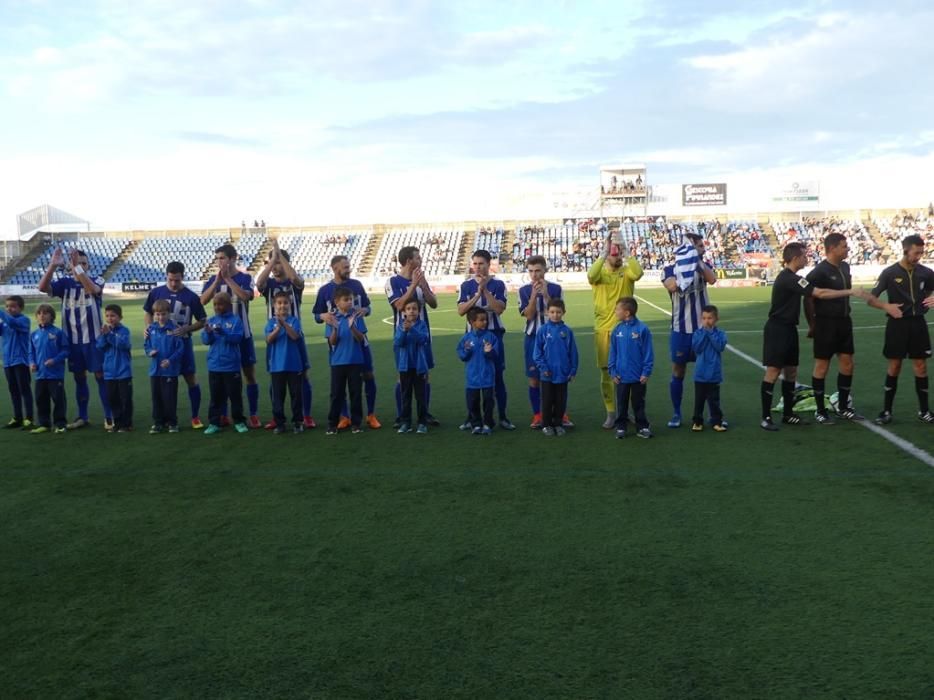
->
xmin=634 ymin=294 xmax=934 ymax=468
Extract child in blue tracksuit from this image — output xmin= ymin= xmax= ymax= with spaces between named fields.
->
xmin=691 ymin=304 xmax=727 ymax=432
xmin=325 ymin=286 xmax=368 ymax=434
xmin=202 ymin=293 xmax=247 ymax=434
xmin=29 ymin=303 xmax=69 ymax=433
xmin=264 ymin=291 xmax=305 ymax=434
xmin=0 ymin=295 xmax=34 ymax=429
xmin=532 ymin=298 xmax=578 ymax=436
xmin=144 ymin=298 xmax=185 ymax=434
xmin=96 ymin=304 xmax=134 ymax=432
xmin=393 ymin=299 xmax=431 ymax=434
xmin=456 ymin=307 xmax=500 ymax=434
xmin=608 ymin=296 xmax=654 ymax=439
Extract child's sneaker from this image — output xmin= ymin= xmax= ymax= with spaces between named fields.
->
xmin=530 ymin=413 xmax=543 ymax=429
xmin=273 ymin=426 xmax=287 ymax=435
xmin=416 ymin=424 xmax=428 ymax=434
xmin=426 ymin=414 xmax=441 ymax=427
xmin=499 ymin=418 xmax=516 ymax=431
xmin=397 ymin=422 xmax=412 ymax=434
xmin=20 ymin=419 xmax=33 ymax=430
xmin=542 ymin=426 xmax=555 ymax=436
xmin=636 ymin=428 xmax=653 ymax=439
xmin=149 ymin=425 xmax=163 ymax=435
xmin=293 ymin=424 xmax=304 ymax=434
xmin=325 ymin=427 xmax=338 ymax=435
xmin=247 ymin=416 xmax=262 ymax=429
xmin=191 ymin=417 xmax=205 ymax=430
xmin=204 ymin=424 xmax=222 ymax=435
xmin=691 ymin=423 xmax=704 ymax=432
xmin=615 ymin=428 xmax=626 ymax=439
xmin=667 ymin=414 xmax=682 ymax=429
xmin=459 ymin=420 xmax=473 ymax=431
xmin=234 ymin=422 xmax=250 ymax=434
xmin=555 ymin=426 xmax=567 ymax=437
xmin=31 ymin=425 xmax=49 ymax=434
xmin=264 ymin=420 xmax=277 ymax=430
xmin=54 ymin=426 xmax=67 ymax=434
xmin=351 ymin=425 xmax=363 ymax=434
xmin=303 ymin=416 xmax=317 ymax=429
xmin=481 ymin=426 xmax=493 ymax=435
xmin=471 ymin=426 xmax=483 ymax=435
xmin=712 ymin=423 xmax=728 ymax=432
xmin=168 ymin=425 xmax=180 ymax=434
xmin=4 ymin=418 xmax=22 ymax=429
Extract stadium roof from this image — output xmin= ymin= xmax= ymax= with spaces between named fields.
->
xmin=17 ymin=204 xmax=89 ymax=240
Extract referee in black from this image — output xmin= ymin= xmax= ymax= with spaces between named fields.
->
xmin=760 ymin=242 xmax=864 ymax=431
xmin=866 ymin=234 xmax=934 ymax=424
xmin=804 ymin=232 xmax=862 ymax=423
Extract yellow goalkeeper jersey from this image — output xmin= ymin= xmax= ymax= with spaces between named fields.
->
xmin=587 ymin=255 xmax=644 ymax=331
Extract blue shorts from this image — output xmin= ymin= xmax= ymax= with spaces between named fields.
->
xmin=670 ymin=331 xmax=695 ymax=365
xmin=240 ymin=335 xmax=257 ymax=367
xmin=180 ymin=337 xmax=197 ymax=377
xmin=68 ymin=342 xmax=103 ymax=374
xmin=524 ymin=334 xmax=538 ymax=379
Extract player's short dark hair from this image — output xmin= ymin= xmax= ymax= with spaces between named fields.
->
xmin=702 ymin=304 xmax=719 ymax=317
xmin=617 ymin=296 xmax=638 ymax=315
xmin=36 ymin=303 xmax=56 ymax=321
xmin=902 ymin=234 xmax=925 ymax=251
xmin=215 ymin=244 xmax=237 ymax=259
xmin=782 ymin=242 xmax=806 ymax=263
xmin=5 ymin=295 xmax=24 ymax=309
xmin=466 ymin=307 xmax=488 ymax=323
xmin=823 ymin=233 xmax=846 ymax=250
xmin=526 ymin=255 xmax=547 ymax=269
xmin=105 ymin=304 xmax=123 ymax=317
xmin=330 ymin=255 xmax=348 ymax=268
xmin=273 ymin=291 xmax=292 ymax=301
xmin=333 ymin=285 xmax=352 ymax=301
xmin=151 ymin=299 xmax=170 ymax=313
xmin=547 ymin=298 xmax=565 ymax=311
xmin=165 ymin=261 xmax=185 ymax=275
xmin=398 ymin=246 xmax=419 ymax=266
xmin=471 ymin=249 xmax=492 ymax=263
xmin=402 ymin=298 xmax=421 ymax=310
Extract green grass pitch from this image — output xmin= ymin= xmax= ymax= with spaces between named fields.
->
xmin=2 ymin=287 xmax=933 ymax=698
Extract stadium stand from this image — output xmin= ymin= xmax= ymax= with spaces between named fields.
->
xmin=7 ymin=236 xmax=131 ymax=286
xmin=371 ymin=229 xmax=462 ymax=276
xmin=773 ymin=218 xmax=881 ymax=265
xmin=475 ymin=227 xmax=504 ymax=257
xmin=110 ymin=234 xmax=230 ymax=283
xmin=275 ymin=230 xmax=371 ymax=279
xmin=876 ymin=213 xmax=934 ymax=263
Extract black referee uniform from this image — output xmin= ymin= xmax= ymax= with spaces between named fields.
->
xmin=761 ymin=268 xmax=814 ymax=422
xmin=806 ymin=259 xmax=855 ymax=415
xmin=871 ymin=261 xmax=933 ymax=419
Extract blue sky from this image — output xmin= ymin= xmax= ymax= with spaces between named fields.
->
xmin=0 ymin=0 xmax=932 ymax=235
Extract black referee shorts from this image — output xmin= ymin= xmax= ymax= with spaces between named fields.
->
xmin=883 ymin=316 xmax=932 ymax=360
xmin=812 ymin=316 xmax=855 ymax=359
xmin=763 ymin=319 xmax=799 ymax=368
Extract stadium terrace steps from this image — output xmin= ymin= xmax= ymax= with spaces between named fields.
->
xmin=457 ymin=229 xmax=477 ymax=274
xmin=102 ymin=240 xmax=140 ymax=281
xmin=356 ymin=227 xmax=385 ymax=276
xmin=864 ymin=219 xmax=886 ymax=249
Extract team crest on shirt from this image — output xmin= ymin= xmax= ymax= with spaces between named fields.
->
xmin=797 ymin=278 xmax=809 ymax=289
xmin=895 ymin=278 xmax=903 ymax=284
xmin=631 ymin=331 xmax=640 ymax=339
xmin=559 ymin=331 xmax=567 ymax=338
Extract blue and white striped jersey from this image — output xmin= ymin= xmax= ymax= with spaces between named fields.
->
xmin=663 ymin=263 xmax=710 ymax=334
xmin=385 ymin=275 xmax=432 ymax=334
xmin=143 ymin=286 xmax=207 ymax=337
xmin=50 ymin=275 xmax=105 ymax=346
xmin=459 ymin=277 xmax=507 ymax=332
xmin=517 ymin=281 xmax=562 ymax=336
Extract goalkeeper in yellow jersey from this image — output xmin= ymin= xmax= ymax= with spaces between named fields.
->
xmin=588 ymin=230 xmax=644 ymax=428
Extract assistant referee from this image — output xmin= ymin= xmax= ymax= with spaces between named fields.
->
xmin=866 ymin=234 xmax=934 ymax=424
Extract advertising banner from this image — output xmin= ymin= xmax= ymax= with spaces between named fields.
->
xmin=772 ymin=181 xmax=819 ymax=203
xmin=682 ymin=183 xmax=727 ymax=207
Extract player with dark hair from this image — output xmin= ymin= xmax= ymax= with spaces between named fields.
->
xmin=143 ymin=261 xmax=208 ymax=428
xmin=759 ymin=242 xmax=866 ymax=431
xmin=866 ymin=234 xmax=934 ymax=424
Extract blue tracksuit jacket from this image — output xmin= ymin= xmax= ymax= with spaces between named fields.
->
xmin=30 ymin=323 xmax=70 ymax=380
xmin=532 ymin=320 xmax=578 ymax=383
xmin=202 ymin=312 xmax=244 ymax=372
xmin=144 ymin=322 xmax=185 ymax=377
xmin=95 ymin=324 xmax=133 ymax=380
xmin=691 ymin=326 xmax=727 ymax=383
xmin=608 ymin=317 xmax=654 ymax=383
xmin=0 ymin=309 xmax=30 ymax=366
xmin=264 ymin=316 xmax=304 ymax=372
xmin=456 ymin=329 xmax=500 ymax=389
xmin=393 ymin=320 xmax=430 ymax=374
